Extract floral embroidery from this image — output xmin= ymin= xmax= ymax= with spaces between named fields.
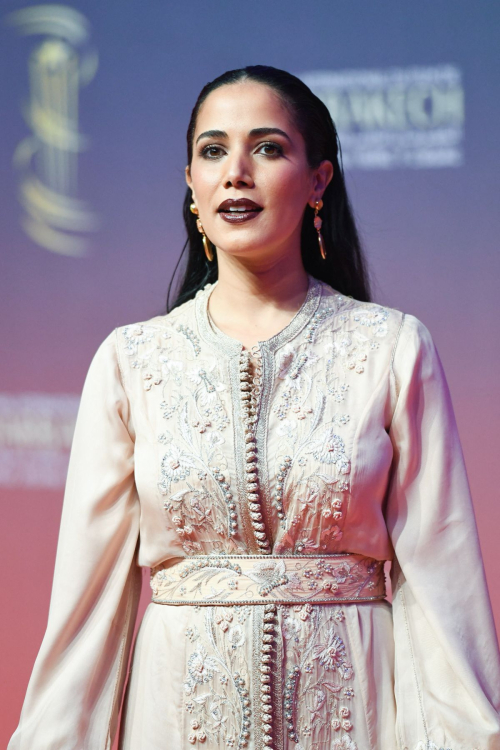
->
xmin=227 ymin=625 xmax=245 ymax=649
xmin=122 ymin=315 xmax=245 ymax=553
xmin=159 ymin=444 xmax=197 ymax=490
xmin=183 ymin=608 xmax=252 ymax=749
xmin=332 ymin=737 xmax=358 ymax=750
xmin=186 ymin=645 xmax=220 ymax=687
xmin=312 ymin=631 xmax=353 ymax=677
xmin=150 ymin=554 xmax=386 ymax=605
xmin=270 ymin=293 xmax=390 ymax=554
xmin=122 ymin=323 xmax=157 ymax=360
xmin=306 ymin=428 xmax=350 ymax=473
xmin=281 ymin=607 xmax=358 ymax=748
xmin=273 ymin=345 xmax=317 ymax=421
xmin=186 ymin=363 xmax=230 ymax=432
xmin=327 ymin=307 xmax=389 ymax=377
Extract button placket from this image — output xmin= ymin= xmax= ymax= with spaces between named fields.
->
xmin=239 ymin=344 xmax=272 ymax=554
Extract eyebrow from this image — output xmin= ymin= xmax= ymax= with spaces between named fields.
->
xmin=195 ymin=127 xmax=292 ymax=145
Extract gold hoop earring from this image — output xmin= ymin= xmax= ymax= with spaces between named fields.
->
xmin=196 ymin=218 xmax=214 ymax=262
xmin=190 ymin=203 xmax=214 ymax=262
xmin=314 ymin=199 xmax=326 ymax=260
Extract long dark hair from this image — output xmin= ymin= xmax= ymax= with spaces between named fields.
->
xmin=167 ymin=65 xmax=372 ymax=311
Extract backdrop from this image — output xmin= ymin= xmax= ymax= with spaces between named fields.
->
xmin=2 ymin=1 xmax=499 ymax=744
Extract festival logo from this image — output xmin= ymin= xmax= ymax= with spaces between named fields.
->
xmin=6 ymin=5 xmax=99 ymax=255
xmin=300 ymin=65 xmax=464 ymax=170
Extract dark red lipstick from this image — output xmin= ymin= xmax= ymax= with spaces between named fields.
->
xmin=217 ymin=197 xmax=263 ymax=224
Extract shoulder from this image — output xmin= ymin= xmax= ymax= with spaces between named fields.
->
xmin=121 ymin=296 xmax=196 ymax=335
xmin=314 ymin=281 xmax=403 ymax=344
xmin=96 ymin=294 xmax=202 ymax=391
xmin=318 ymin=281 xmax=434 ymax=341
xmin=114 ymin=295 xmax=198 ymax=357
xmin=314 ymin=282 xmax=440 ymax=377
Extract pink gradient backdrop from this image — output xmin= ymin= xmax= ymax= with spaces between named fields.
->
xmin=1 ymin=1 xmax=499 ymax=745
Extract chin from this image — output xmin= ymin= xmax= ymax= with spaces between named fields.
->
xmin=216 ymin=233 xmax=282 ymax=257
xmin=215 ymin=239 xmax=266 ymax=255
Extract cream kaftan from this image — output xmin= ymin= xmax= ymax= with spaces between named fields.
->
xmin=8 ymin=276 xmax=500 ymax=750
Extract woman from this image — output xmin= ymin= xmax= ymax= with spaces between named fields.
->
xmin=8 ymin=65 xmax=500 ymax=750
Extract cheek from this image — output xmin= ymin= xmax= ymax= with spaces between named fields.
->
xmin=190 ymin=166 xmax=219 ymax=201
xmin=263 ymin=171 xmax=309 ymax=230
xmin=264 ymin=164 xmax=310 ymax=208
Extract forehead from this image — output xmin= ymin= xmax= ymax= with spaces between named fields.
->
xmin=194 ymin=81 xmax=296 ymax=136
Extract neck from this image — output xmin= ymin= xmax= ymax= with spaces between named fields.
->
xmin=206 ymin=253 xmax=310 ymax=350
xmin=210 ymin=255 xmax=309 ymax=320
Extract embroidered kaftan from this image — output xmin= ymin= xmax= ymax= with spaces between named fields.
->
xmin=8 ymin=276 xmax=500 ymax=750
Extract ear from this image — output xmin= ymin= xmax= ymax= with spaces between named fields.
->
xmin=185 ymin=166 xmax=198 ymax=206
xmin=308 ymin=160 xmax=334 ymax=208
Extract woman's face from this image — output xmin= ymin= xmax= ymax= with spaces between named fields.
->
xmin=185 ymin=81 xmax=333 ymax=263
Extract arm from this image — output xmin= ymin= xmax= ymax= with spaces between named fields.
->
xmin=8 ymin=331 xmax=142 ymax=750
xmin=385 ymin=313 xmax=500 ymax=750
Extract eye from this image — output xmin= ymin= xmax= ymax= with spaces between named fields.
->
xmin=200 ymin=145 xmax=225 ymax=160
xmin=257 ymin=141 xmax=284 ymax=157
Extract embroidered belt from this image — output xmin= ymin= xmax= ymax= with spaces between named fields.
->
xmin=150 ymin=552 xmax=386 ymax=606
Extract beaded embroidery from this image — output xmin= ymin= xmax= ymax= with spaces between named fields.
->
xmin=150 ymin=554 xmax=386 ymax=605
xmin=269 ymin=295 xmax=390 ymax=553
xmin=183 ymin=607 xmax=252 ymax=749
xmin=282 ymin=607 xmax=358 ymax=748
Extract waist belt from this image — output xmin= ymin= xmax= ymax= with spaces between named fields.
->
xmin=150 ymin=553 xmax=386 ymax=606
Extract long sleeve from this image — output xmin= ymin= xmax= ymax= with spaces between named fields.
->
xmin=8 ymin=331 xmax=142 ymax=750
xmin=384 ymin=313 xmax=500 ymax=750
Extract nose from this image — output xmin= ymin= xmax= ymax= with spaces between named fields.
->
xmin=223 ymin=147 xmax=254 ymax=189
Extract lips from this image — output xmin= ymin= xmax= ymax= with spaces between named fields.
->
xmin=217 ymin=198 xmax=263 ymax=213
xmin=217 ymin=197 xmax=263 ymax=225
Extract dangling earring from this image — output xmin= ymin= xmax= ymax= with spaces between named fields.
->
xmin=313 ymin=199 xmax=327 ymax=260
xmin=190 ymin=202 xmax=214 ymax=262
